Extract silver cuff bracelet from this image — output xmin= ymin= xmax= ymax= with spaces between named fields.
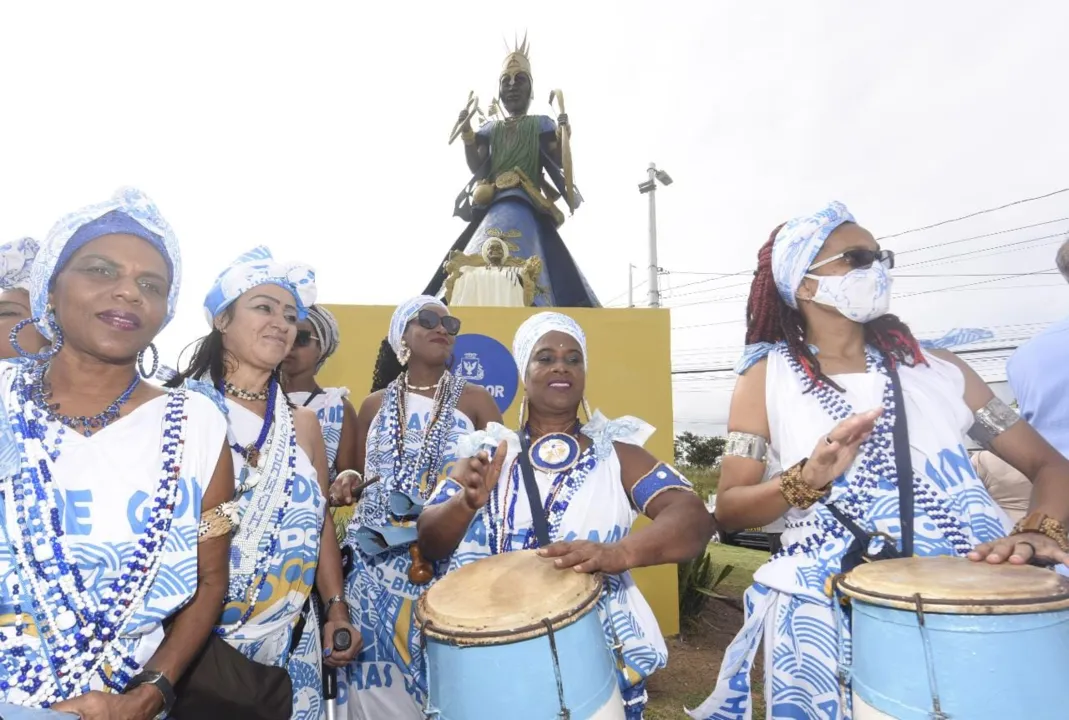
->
xmin=725 ymin=431 xmax=769 ymax=463
xmin=968 ymin=397 xmax=1020 ymax=448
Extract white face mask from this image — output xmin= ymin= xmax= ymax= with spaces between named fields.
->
xmin=803 ymin=264 xmax=893 ymax=323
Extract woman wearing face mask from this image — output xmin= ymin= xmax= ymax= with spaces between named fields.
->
xmin=0 ymin=237 xmax=48 ymax=359
xmin=688 ymin=202 xmax=1069 ymax=720
xmin=169 ymin=247 xmax=360 ymax=719
xmin=0 ymin=189 xmax=233 ymax=719
xmin=330 ymin=296 xmax=500 ymax=720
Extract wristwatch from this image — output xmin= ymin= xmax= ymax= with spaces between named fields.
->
xmin=124 ymin=670 xmax=176 ymax=720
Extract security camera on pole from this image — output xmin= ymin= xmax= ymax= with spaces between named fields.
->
xmin=638 ymin=162 xmax=673 ymax=307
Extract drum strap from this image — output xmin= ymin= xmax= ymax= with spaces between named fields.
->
xmin=518 ymin=433 xmax=553 ymax=548
xmin=827 ymin=361 xmax=915 ymax=563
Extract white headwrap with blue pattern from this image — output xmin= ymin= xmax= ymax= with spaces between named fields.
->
xmin=0 ymin=238 xmax=39 ymax=292
xmin=771 ymin=200 xmax=855 ymax=309
xmin=388 ymin=295 xmax=446 ymax=354
xmin=30 ymin=187 xmax=182 ymax=338
xmin=512 ymin=311 xmax=588 ymax=380
xmin=203 ymin=246 xmax=316 ymax=325
xmin=736 ymin=201 xmax=855 ymax=375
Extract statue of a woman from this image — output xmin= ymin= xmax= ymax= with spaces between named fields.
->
xmin=422 ymin=37 xmax=600 ymax=308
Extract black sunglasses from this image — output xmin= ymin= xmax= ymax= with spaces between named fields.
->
xmin=809 ymin=248 xmax=895 ymax=272
xmin=294 ymin=329 xmax=320 ymax=348
xmin=414 ymin=308 xmax=461 ymax=336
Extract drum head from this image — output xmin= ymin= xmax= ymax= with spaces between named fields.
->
xmin=838 ymin=556 xmax=1069 ymax=614
xmin=417 ymin=549 xmax=602 ymax=646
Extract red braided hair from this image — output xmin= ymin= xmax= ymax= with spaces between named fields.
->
xmin=745 ymin=224 xmax=927 ymax=391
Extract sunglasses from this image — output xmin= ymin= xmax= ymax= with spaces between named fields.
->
xmin=809 ymin=248 xmax=895 ymax=272
xmin=294 ymin=329 xmax=320 ymax=348
xmin=414 ymin=308 xmax=461 ymax=336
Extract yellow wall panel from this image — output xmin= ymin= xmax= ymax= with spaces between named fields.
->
xmin=319 ymin=305 xmax=680 ymax=635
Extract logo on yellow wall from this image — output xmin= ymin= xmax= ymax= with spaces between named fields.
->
xmin=452 ymin=334 xmax=518 ymax=413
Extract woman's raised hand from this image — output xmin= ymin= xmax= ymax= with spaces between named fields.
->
xmin=801 ymin=408 xmax=882 ymax=490
xmin=457 ymin=441 xmax=507 ymax=512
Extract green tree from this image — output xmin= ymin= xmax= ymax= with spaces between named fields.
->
xmin=674 ymin=432 xmax=726 ymax=468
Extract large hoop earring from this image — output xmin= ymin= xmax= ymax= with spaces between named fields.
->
xmin=9 ymin=313 xmax=62 ymax=362
xmin=517 ymin=394 xmax=528 ymax=428
xmin=137 ymin=343 xmax=159 ymax=379
xmin=397 ymin=340 xmax=411 ymax=366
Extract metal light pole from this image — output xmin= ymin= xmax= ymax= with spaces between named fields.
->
xmin=638 ymin=162 xmax=673 ymax=307
xmin=628 ymin=263 xmax=636 ymax=307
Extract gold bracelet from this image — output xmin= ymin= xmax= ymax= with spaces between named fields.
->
xmin=198 ymin=501 xmax=239 ymax=542
xmin=1011 ymin=512 xmax=1069 ymax=552
xmin=461 ymin=128 xmax=476 ymax=146
xmin=778 ymin=459 xmax=828 ymax=510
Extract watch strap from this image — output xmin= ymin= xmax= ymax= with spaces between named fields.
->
xmin=126 ymin=670 xmax=176 ymax=719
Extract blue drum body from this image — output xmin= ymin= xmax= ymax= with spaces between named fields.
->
xmin=841 ymin=556 xmax=1069 ymax=720
xmin=417 ymin=549 xmax=624 ymax=720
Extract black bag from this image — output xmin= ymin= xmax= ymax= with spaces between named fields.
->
xmin=171 ymin=633 xmax=294 ymax=720
xmin=826 ymin=360 xmax=915 ymax=576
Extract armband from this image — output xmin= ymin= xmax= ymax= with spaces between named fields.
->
xmin=968 ymin=397 xmax=1020 ymax=448
xmin=629 ymin=463 xmax=695 ymax=515
xmin=724 ymin=431 xmax=769 ymax=463
xmin=198 ymin=501 xmax=240 ymax=542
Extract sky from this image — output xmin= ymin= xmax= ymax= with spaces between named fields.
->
xmin=2 ymin=1 xmax=1067 ymax=437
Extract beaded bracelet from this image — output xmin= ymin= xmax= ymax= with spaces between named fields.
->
xmin=778 ymin=459 xmax=828 ymax=510
xmin=198 ymin=501 xmax=240 ymax=541
xmin=1011 ymin=513 xmax=1069 ymax=553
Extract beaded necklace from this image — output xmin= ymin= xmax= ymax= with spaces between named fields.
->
xmin=1 ymin=365 xmax=186 ymax=705
xmin=392 ymin=371 xmax=461 ymax=500
xmin=223 ymin=380 xmax=269 ymax=402
xmin=217 ymin=392 xmax=298 ymax=636
xmin=774 ymin=345 xmax=973 ymax=560
xmin=29 ymin=362 xmax=140 ymax=437
xmin=486 ymin=430 xmax=598 ymax=554
xmin=220 ymin=377 xmax=277 ymax=470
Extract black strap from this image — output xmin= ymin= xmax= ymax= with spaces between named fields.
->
xmin=827 ymin=360 xmax=915 ymax=559
xmin=301 ymin=387 xmax=325 ymax=408
xmin=887 ymin=362 xmax=915 ymax=557
xmin=517 ymin=433 xmax=552 ymax=548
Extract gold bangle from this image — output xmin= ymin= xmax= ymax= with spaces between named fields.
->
xmin=1011 ymin=512 xmax=1069 ymax=552
xmin=461 ymin=128 xmax=476 ymax=146
xmin=778 ymin=459 xmax=828 ymax=510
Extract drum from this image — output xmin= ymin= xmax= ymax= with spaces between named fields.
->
xmin=838 ymin=556 xmax=1069 ymax=719
xmin=416 ymin=549 xmax=624 ymax=720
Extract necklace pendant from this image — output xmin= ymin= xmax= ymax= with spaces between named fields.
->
xmin=246 ymin=446 xmax=261 ymax=468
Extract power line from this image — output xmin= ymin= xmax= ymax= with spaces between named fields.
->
xmin=876 ymin=189 xmax=1069 ymax=241
xmin=672 ymin=344 xmax=1028 ymax=376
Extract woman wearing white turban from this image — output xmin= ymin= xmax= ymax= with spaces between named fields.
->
xmin=0 ymin=188 xmax=233 ymax=719
xmin=169 ymin=246 xmax=359 ymax=720
xmin=330 ymin=295 xmax=500 ymax=720
xmin=0 ymin=237 xmax=47 ymax=359
xmin=687 ymin=202 xmax=1069 ymax=719
xmin=418 ymin=311 xmax=715 ymax=719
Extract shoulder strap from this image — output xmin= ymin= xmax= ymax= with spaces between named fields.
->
xmin=887 ymin=361 xmax=915 ymax=557
xmin=301 ymin=388 xmax=324 ymax=407
xmin=517 ymin=433 xmax=552 ymax=548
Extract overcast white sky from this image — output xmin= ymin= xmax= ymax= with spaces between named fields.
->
xmin=2 ymin=1 xmax=1067 ymax=436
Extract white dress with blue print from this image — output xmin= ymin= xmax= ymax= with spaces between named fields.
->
xmin=687 ymin=347 xmax=1011 ymax=720
xmin=429 ymin=412 xmax=671 ymax=719
xmin=0 ymin=361 xmax=228 ymax=708
xmin=217 ymin=400 xmax=327 ymax=720
xmin=289 ymin=388 xmax=349 ymax=484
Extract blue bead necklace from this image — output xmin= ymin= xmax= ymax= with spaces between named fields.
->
xmin=219 ymin=377 xmax=277 ymax=469
xmin=29 ymin=361 xmax=140 ymax=437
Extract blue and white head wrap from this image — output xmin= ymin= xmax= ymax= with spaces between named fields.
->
xmin=30 ymin=187 xmax=182 ymax=338
xmin=771 ymin=200 xmax=855 ymax=309
xmin=0 ymin=237 xmax=39 ymax=292
xmin=512 ymin=311 xmax=588 ymax=381
xmin=306 ymin=304 xmax=341 ymax=371
xmin=388 ymin=295 xmax=446 ymax=355
xmin=203 ymin=246 xmax=316 ymax=325
xmin=736 ymin=201 xmax=855 ymax=375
